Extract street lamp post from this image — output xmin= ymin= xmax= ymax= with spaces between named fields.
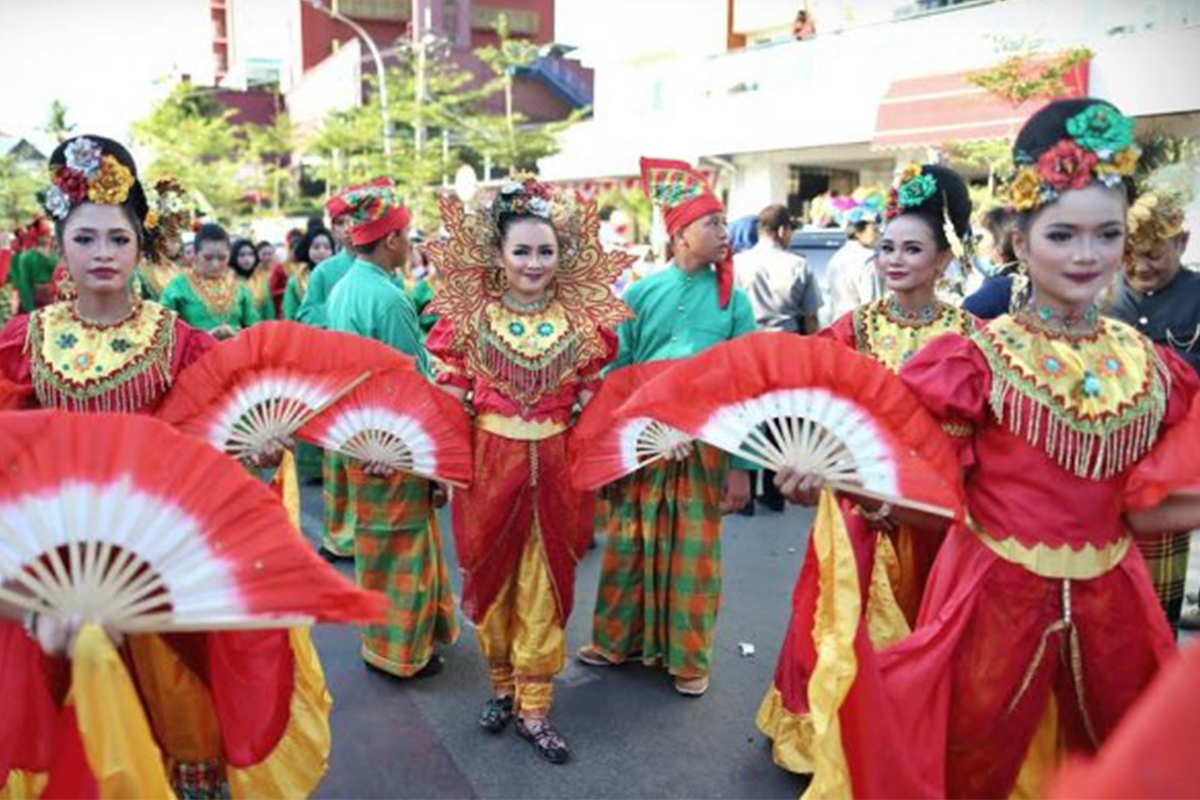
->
xmin=307 ymin=0 xmax=392 ymax=161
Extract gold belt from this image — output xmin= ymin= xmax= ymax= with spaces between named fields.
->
xmin=971 ymin=521 xmax=1130 ymax=580
xmin=476 ymin=412 xmax=567 ymax=442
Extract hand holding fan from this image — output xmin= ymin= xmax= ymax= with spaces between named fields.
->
xmin=570 ymin=361 xmax=693 ymax=491
xmin=614 ymin=333 xmax=965 ymax=518
xmin=0 ymin=411 xmax=386 ymax=632
xmin=297 ymin=369 xmax=474 ymax=486
xmin=157 ymin=321 xmax=415 ymax=458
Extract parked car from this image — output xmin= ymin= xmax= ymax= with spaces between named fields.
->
xmin=790 ymin=228 xmax=846 ymax=329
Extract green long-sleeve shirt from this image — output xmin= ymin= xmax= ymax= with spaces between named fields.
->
xmin=296 ymin=250 xmax=354 ymax=328
xmin=159 ymin=273 xmax=259 ymax=332
xmin=615 ymin=263 xmax=757 ymax=471
xmin=327 ymin=259 xmax=428 ymax=375
xmin=614 ymin=264 xmax=756 ymax=367
xmin=13 ymin=251 xmax=58 ymax=312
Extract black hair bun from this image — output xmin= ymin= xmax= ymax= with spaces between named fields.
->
xmin=922 ymin=164 xmax=973 ymax=244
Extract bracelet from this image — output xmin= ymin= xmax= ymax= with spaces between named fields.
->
xmin=859 ymin=502 xmax=893 ymax=522
xmin=21 ymin=610 xmax=38 ymax=638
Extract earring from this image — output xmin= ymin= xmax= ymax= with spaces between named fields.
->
xmin=1008 ymin=260 xmax=1031 ymax=315
xmin=56 ymin=271 xmax=78 ymax=302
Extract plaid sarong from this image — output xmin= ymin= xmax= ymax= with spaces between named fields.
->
xmin=348 ymin=461 xmax=459 ymax=676
xmin=321 ymin=452 xmax=354 ymax=556
xmin=1136 ymin=532 xmax=1192 ymax=631
xmin=170 ymin=760 xmax=229 ymax=800
xmin=295 ymin=441 xmax=324 ymax=484
xmin=590 ymin=443 xmax=729 ymax=678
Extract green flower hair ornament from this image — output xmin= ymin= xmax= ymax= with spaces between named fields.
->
xmin=897 ymin=173 xmax=938 ymax=208
xmin=1065 ymin=105 xmax=1135 ymax=156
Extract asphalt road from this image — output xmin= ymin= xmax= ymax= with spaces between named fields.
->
xmin=298 ymin=481 xmax=815 ymax=799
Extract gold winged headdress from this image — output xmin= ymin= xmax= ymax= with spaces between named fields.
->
xmin=426 ymin=178 xmax=634 ymax=408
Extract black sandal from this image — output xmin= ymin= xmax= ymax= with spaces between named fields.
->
xmin=515 ymin=717 xmax=570 ymax=764
xmin=479 ymin=696 xmax=514 ymax=733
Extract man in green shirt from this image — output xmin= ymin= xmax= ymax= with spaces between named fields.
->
xmin=579 ymin=157 xmax=754 ymax=697
xmin=299 ymin=185 xmax=366 ymax=562
xmin=326 ymin=180 xmax=456 ymax=679
xmin=298 ymin=185 xmax=367 ymax=329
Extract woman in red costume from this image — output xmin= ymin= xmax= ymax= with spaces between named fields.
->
xmin=777 ymin=99 xmax=1200 ymax=799
xmin=426 ymin=178 xmax=629 ymax=764
xmin=757 ymin=164 xmax=978 ymax=774
xmin=0 ymin=135 xmax=331 ymax=799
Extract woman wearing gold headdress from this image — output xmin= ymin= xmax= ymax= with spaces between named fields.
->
xmin=426 ymin=178 xmax=630 ymax=764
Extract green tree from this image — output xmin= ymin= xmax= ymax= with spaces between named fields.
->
xmin=43 ymin=100 xmax=76 ymax=143
xmin=0 ymin=155 xmax=45 ymax=229
xmin=945 ymin=40 xmax=1093 ymax=195
xmin=243 ymin=111 xmax=297 ymax=214
xmin=132 ymin=80 xmax=245 ymax=221
xmin=472 ymin=14 xmax=589 ymax=174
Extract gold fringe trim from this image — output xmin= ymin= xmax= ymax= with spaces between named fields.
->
xmin=977 ymin=325 xmax=1169 ymax=481
xmin=755 ymin=686 xmax=815 ymax=775
xmin=26 ymin=305 xmax=177 ymax=413
xmin=477 ymin=330 xmax=579 ymax=410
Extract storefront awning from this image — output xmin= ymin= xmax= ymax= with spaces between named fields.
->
xmin=872 ymin=58 xmax=1089 ymax=149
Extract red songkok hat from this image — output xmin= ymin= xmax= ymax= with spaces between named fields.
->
xmin=639 ymin=157 xmax=732 ymax=308
xmin=325 ymin=176 xmax=389 ymax=219
xmin=342 ymin=178 xmax=411 ymax=246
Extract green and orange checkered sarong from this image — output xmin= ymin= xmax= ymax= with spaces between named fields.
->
xmin=347 ymin=461 xmax=459 ymax=676
xmin=590 ymin=443 xmax=729 ymax=679
xmin=295 ymin=441 xmax=324 ymax=484
xmin=1136 ymin=532 xmax=1192 ymax=632
xmin=322 ymin=451 xmax=354 ymax=556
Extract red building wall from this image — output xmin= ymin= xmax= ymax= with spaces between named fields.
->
xmin=298 ymin=0 xmax=555 ymax=72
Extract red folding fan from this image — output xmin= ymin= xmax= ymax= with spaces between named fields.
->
xmin=1125 ymin=392 xmax=1200 ymax=511
xmin=157 ymin=321 xmax=416 ymax=458
xmin=0 ymin=411 xmax=386 ymax=632
xmin=297 ymin=369 xmax=473 ymax=485
xmin=612 ymin=333 xmax=965 ymax=518
xmin=570 ymin=361 xmax=693 ymax=491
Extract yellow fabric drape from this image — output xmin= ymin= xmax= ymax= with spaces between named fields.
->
xmin=0 ymin=771 xmax=47 ymax=800
xmin=275 ymin=449 xmax=302 ymax=531
xmin=802 ymin=488 xmax=860 ymax=800
xmin=755 ymin=686 xmax=815 ymax=774
xmin=864 ymin=534 xmax=911 ymax=650
xmin=71 ymin=624 xmax=176 ymax=799
xmin=124 ymin=633 xmax=223 ymax=764
xmin=1009 ymin=695 xmax=1065 ymax=800
xmin=225 ymin=628 xmax=332 ymax=799
xmin=475 ymin=526 xmax=565 ymax=715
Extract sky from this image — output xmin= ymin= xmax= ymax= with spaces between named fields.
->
xmin=0 ymin=0 xmax=212 ymax=142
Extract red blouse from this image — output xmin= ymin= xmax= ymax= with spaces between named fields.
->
xmin=426 ymin=316 xmax=617 ymax=424
xmin=0 ymin=302 xmax=214 ymax=415
xmin=901 ymin=327 xmax=1199 ymax=551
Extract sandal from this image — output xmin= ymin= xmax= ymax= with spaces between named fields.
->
xmin=515 ymin=717 xmax=570 ymax=764
xmin=479 ymin=695 xmax=514 ymax=733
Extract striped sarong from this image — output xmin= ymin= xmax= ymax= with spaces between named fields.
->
xmin=347 ymin=461 xmax=459 ymax=676
xmin=1136 ymin=532 xmax=1192 ymax=632
xmin=321 ymin=452 xmax=353 ymax=557
xmin=589 ymin=443 xmax=728 ymax=678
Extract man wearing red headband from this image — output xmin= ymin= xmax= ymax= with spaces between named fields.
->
xmin=326 ymin=180 xmax=458 ymax=679
xmin=300 ymin=183 xmax=376 ymax=562
xmin=578 ymin=157 xmax=755 ymax=697
xmin=11 ymin=217 xmax=58 ymax=313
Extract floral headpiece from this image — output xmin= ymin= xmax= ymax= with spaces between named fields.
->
xmin=492 ymin=177 xmax=554 ymax=223
xmin=884 ymin=163 xmax=936 ymax=221
xmin=884 ymin=163 xmax=974 ymax=262
xmin=40 ymin=137 xmax=137 ymax=221
xmin=142 ymin=177 xmax=193 ymax=264
xmin=1005 ymin=104 xmax=1139 ymax=213
xmin=1127 ymin=163 xmax=1194 ymax=253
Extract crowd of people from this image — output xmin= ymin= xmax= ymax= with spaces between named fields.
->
xmin=0 ymin=94 xmax=1198 ymax=798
